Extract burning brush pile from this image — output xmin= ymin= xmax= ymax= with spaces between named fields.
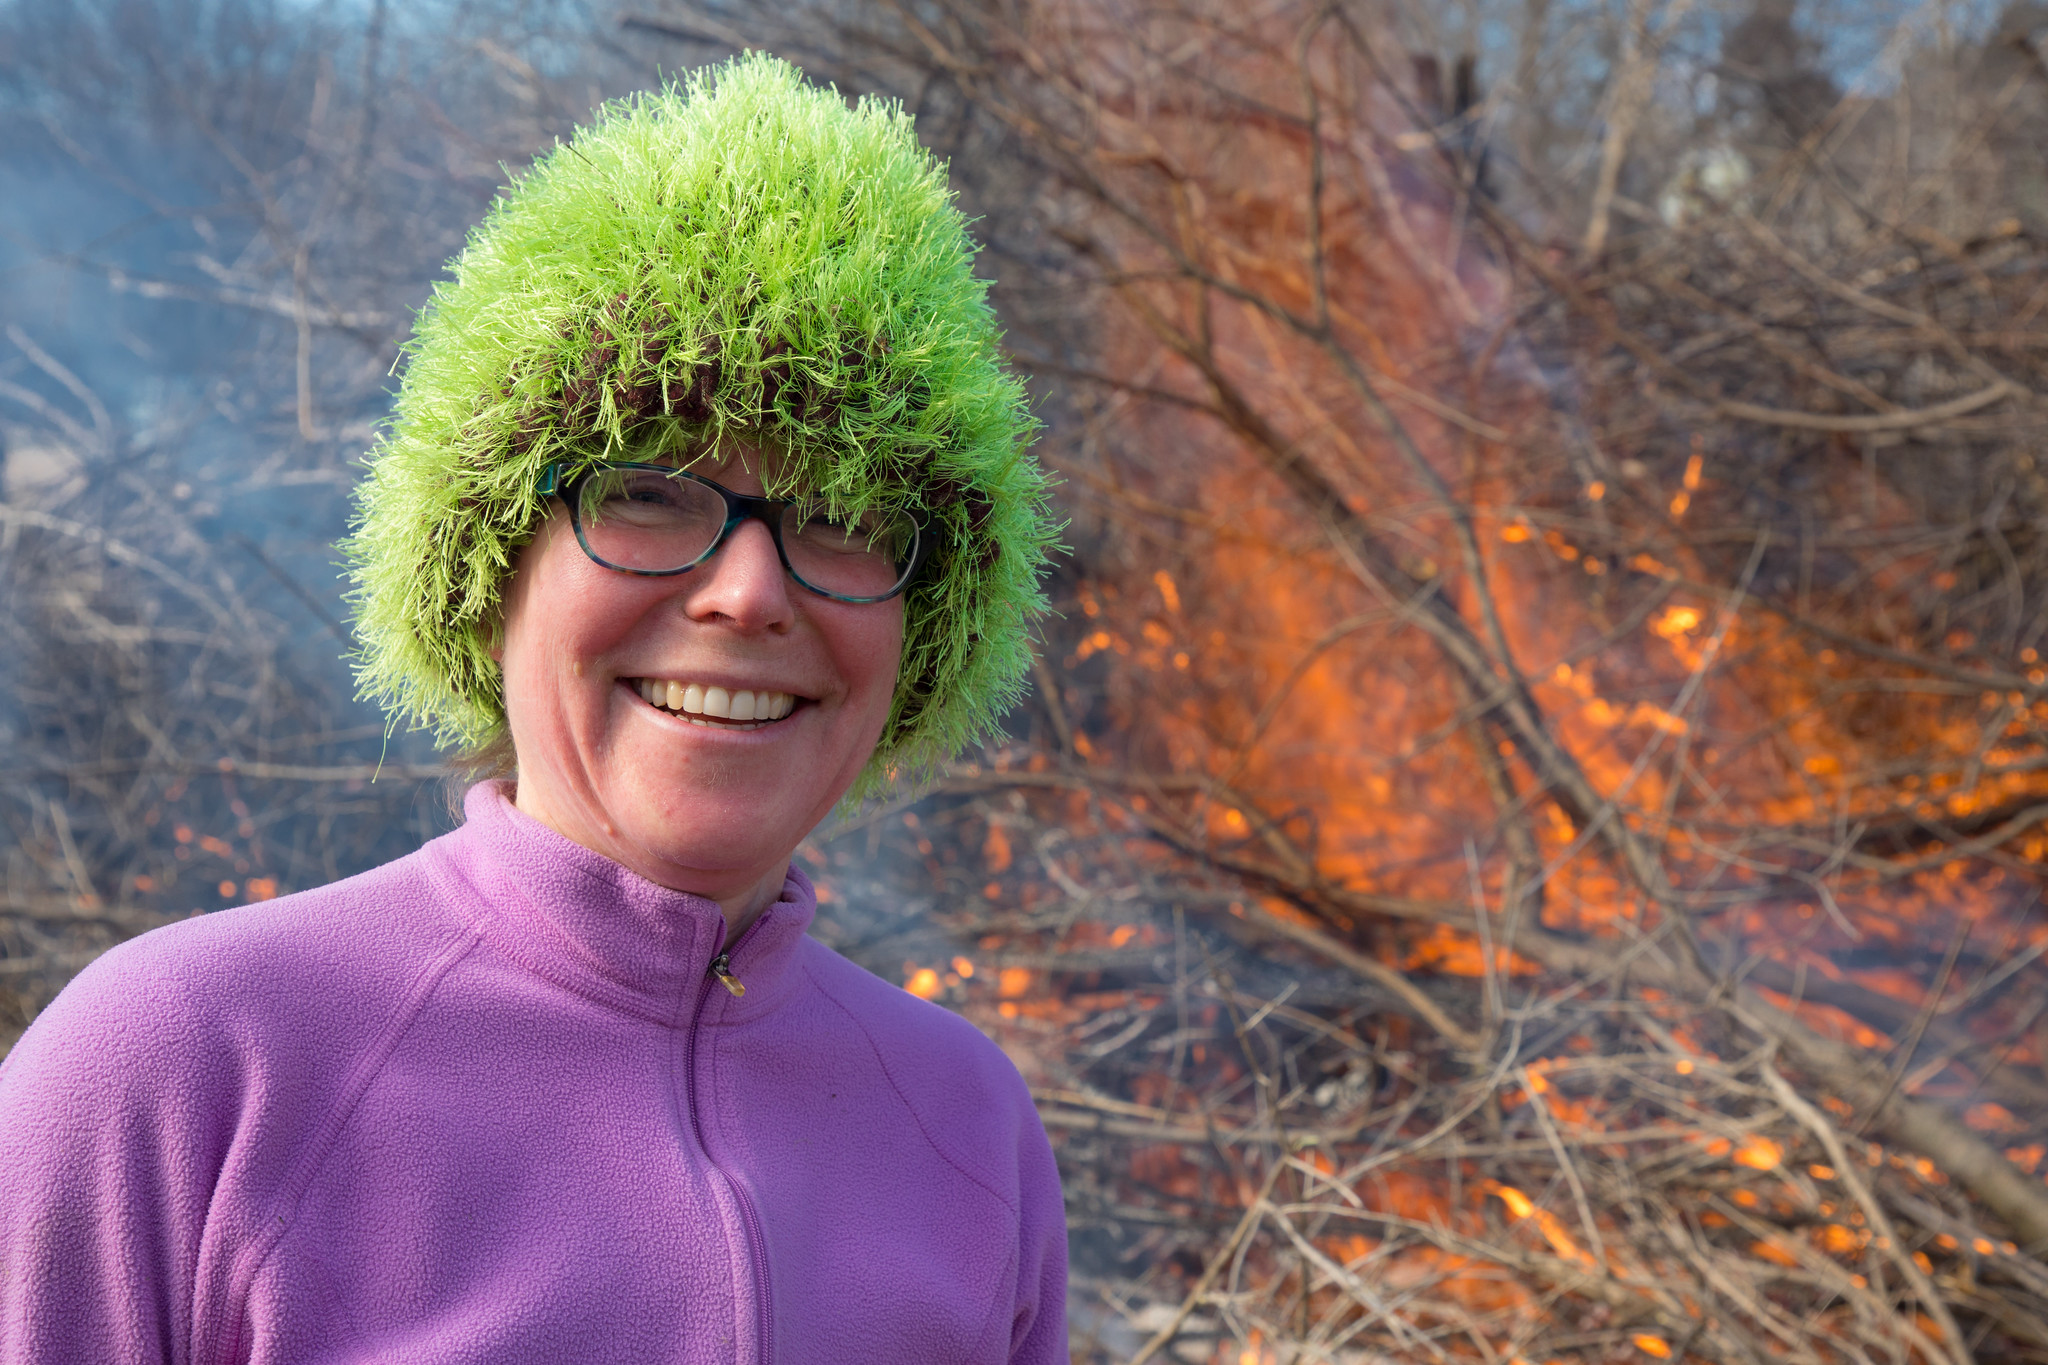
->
xmin=750 ymin=0 xmax=2048 ymax=1359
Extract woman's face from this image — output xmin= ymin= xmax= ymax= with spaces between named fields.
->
xmin=494 ymin=443 xmax=904 ymax=913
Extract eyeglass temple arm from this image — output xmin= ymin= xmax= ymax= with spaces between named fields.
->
xmin=535 ymin=463 xmax=562 ymax=498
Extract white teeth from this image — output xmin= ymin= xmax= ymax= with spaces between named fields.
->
xmin=637 ymin=680 xmax=796 ymax=724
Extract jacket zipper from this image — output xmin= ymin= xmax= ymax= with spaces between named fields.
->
xmin=687 ymin=922 xmax=774 ymax=1364
xmin=709 ymin=952 xmax=746 ymax=997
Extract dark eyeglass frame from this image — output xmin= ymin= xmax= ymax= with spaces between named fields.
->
xmin=537 ymin=459 xmax=932 ymax=605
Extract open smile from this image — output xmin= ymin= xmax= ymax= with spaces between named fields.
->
xmin=628 ymin=677 xmax=803 ymax=731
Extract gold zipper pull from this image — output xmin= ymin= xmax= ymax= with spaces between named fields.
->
xmin=709 ymin=952 xmax=747 ymax=998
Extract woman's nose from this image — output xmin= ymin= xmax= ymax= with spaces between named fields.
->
xmin=682 ymin=516 xmax=795 ymax=631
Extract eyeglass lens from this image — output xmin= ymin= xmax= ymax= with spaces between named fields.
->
xmin=574 ymin=467 xmax=918 ymax=600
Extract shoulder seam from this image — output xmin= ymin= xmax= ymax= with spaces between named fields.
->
xmin=801 ymin=959 xmax=1024 ymax=1363
xmin=200 ymin=925 xmax=482 ymax=1365
xmin=800 ymin=958 xmax=1021 ymax=1217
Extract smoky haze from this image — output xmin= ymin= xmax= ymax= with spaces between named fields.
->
xmin=0 ymin=0 xmax=647 ymax=1028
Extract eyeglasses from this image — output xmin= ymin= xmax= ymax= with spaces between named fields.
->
xmin=538 ymin=460 xmax=930 ymax=604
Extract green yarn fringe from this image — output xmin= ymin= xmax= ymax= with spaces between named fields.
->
xmin=342 ymin=54 xmax=1056 ymax=800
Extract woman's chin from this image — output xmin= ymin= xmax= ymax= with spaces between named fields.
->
xmin=608 ymin=754 xmax=860 ymax=867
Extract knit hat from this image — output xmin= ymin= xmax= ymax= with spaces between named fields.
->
xmin=343 ymin=54 xmax=1056 ymax=797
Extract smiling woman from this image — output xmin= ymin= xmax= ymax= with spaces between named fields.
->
xmin=0 ymin=55 xmax=1065 ymax=1364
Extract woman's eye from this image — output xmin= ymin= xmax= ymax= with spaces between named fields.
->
xmin=801 ymin=514 xmax=863 ymax=543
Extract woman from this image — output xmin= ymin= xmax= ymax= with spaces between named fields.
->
xmin=0 ymin=56 xmax=1065 ymax=1363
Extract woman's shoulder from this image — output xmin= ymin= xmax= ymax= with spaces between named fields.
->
xmin=1 ymin=840 xmax=470 ymax=1106
xmin=793 ymin=938 xmax=1041 ymax=1131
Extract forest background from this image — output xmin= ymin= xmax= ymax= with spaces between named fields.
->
xmin=8 ymin=0 xmax=2048 ymax=1361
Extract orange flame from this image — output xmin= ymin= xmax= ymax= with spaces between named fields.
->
xmin=1483 ymin=1181 xmax=1598 ymax=1269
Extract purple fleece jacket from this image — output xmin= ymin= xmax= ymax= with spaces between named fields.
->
xmin=0 ymin=782 xmax=1067 ymax=1363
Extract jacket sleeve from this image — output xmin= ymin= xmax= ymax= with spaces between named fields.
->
xmin=0 ymin=936 xmax=234 ymax=1365
xmin=1009 ymin=1095 xmax=1070 ymax=1364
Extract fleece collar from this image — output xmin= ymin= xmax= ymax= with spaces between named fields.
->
xmin=435 ymin=780 xmax=817 ymax=1026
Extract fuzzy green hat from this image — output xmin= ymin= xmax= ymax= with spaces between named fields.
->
xmin=343 ymin=54 xmax=1056 ymax=797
